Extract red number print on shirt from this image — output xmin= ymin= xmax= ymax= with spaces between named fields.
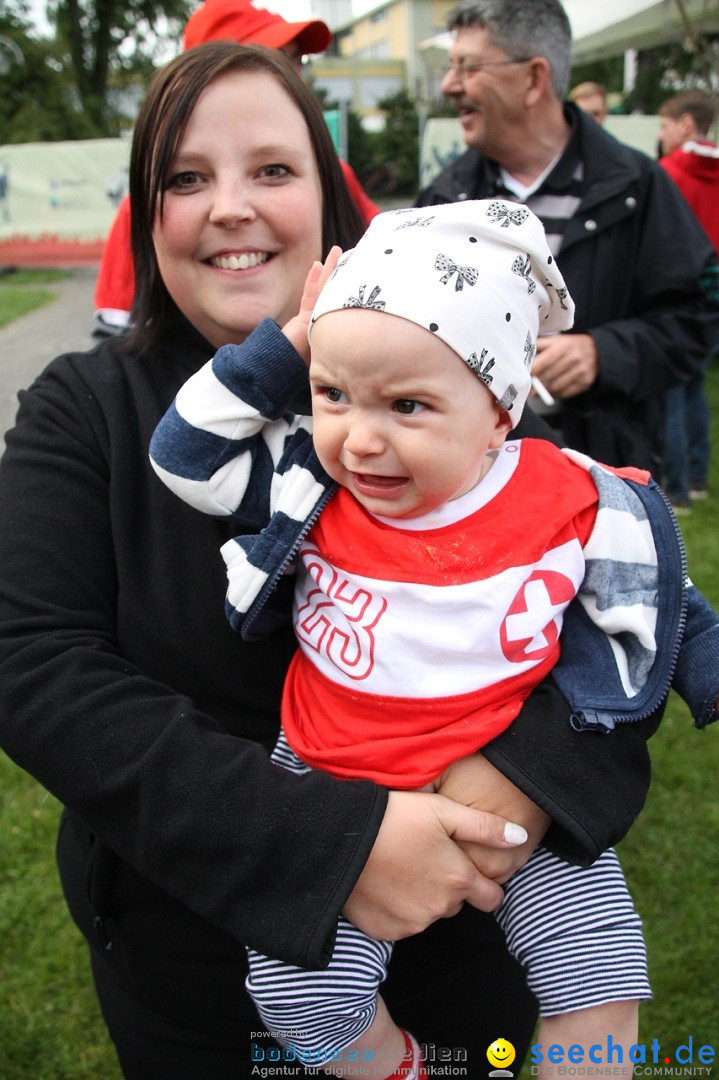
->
xmin=295 ymin=548 xmax=388 ymax=680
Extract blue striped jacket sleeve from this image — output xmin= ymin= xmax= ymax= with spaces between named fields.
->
xmin=149 ymin=318 xmax=313 ymax=528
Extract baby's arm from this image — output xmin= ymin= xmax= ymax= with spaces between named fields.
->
xmin=149 ymin=324 xmax=311 ymax=523
xmin=149 ymin=248 xmax=343 ymax=522
xmin=673 ymin=582 xmax=719 ymax=727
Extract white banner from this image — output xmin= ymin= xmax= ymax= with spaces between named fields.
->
xmin=419 ymin=117 xmax=464 ymax=190
xmin=0 ymin=137 xmax=130 ymax=264
xmin=419 ymin=115 xmax=661 ymax=190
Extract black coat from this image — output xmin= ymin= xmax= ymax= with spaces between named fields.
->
xmin=0 ymin=311 xmax=657 ymax=976
xmin=417 ymin=104 xmax=719 ymax=470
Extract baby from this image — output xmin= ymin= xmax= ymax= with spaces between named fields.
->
xmin=151 ymin=201 xmax=719 ymax=1080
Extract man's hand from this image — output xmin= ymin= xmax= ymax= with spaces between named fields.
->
xmin=532 ymin=333 xmax=598 ymax=398
xmin=342 ymin=790 xmax=527 ymax=941
xmin=281 ymin=245 xmax=342 ymax=363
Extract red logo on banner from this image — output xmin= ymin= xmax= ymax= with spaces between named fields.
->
xmin=500 ymin=570 xmax=576 ymax=663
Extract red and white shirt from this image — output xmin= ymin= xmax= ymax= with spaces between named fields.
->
xmin=282 ymin=440 xmax=599 ymax=787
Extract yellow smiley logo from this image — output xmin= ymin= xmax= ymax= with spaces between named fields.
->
xmin=487 ymin=1039 xmax=516 ymax=1069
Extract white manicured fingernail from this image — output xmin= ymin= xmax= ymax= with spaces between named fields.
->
xmin=504 ymin=823 xmax=528 ymax=845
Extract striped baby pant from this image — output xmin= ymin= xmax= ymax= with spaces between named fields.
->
xmin=246 ymin=733 xmax=651 ymax=1064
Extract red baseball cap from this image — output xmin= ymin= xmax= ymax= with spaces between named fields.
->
xmin=183 ymin=0 xmax=332 ymax=54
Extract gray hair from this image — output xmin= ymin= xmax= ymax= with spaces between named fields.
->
xmin=446 ymin=0 xmax=572 ymax=100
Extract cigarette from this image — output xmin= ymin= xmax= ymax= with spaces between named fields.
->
xmin=531 ymin=376 xmax=555 ymax=406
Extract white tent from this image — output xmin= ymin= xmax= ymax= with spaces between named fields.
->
xmin=418 ymin=0 xmax=719 ymax=64
xmin=569 ymin=0 xmax=719 ymax=62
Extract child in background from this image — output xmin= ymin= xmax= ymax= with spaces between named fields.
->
xmin=658 ymin=89 xmax=719 ymax=510
xmin=151 ymin=201 xmax=719 ymax=1080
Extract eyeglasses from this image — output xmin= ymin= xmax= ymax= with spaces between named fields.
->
xmin=443 ymin=58 xmax=531 ymax=79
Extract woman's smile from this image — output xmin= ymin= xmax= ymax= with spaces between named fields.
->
xmin=207 ymin=251 xmax=272 ymax=271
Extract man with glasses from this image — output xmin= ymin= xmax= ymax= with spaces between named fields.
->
xmin=417 ymin=0 xmax=718 ymax=473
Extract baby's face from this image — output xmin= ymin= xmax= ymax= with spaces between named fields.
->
xmin=309 ymin=308 xmax=511 ymax=519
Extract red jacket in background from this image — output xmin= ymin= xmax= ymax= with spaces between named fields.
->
xmin=94 ymin=194 xmax=134 ymax=315
xmin=660 ymin=139 xmax=719 ymax=254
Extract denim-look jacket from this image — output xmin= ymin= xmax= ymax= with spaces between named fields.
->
xmin=555 ymin=475 xmax=718 ymax=733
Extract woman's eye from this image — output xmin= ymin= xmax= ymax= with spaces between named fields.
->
xmin=259 ymin=163 xmax=291 ymax=180
xmin=393 ymin=399 xmax=425 ymax=415
xmin=167 ymin=171 xmax=202 ymax=191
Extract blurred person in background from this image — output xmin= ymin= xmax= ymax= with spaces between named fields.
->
xmin=569 ymin=81 xmax=608 ymax=124
xmin=658 ymin=89 xmax=719 ymax=511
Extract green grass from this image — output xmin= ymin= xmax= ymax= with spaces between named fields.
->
xmin=518 ymin=359 xmax=719 ymax=1075
xmin=0 ymin=757 xmax=120 ymax=1078
xmin=617 ymin=354 xmax=719 ymax=1059
xmin=1 ymin=362 xmax=718 ymax=1078
xmin=0 ymin=269 xmax=71 ymax=330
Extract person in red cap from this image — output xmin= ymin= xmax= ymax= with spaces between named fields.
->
xmin=183 ymin=0 xmax=332 ymax=54
xmin=93 ymin=0 xmax=379 ymax=337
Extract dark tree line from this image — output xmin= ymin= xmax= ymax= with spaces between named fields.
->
xmin=1 ymin=0 xmax=190 ymax=142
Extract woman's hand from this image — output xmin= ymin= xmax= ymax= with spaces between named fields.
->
xmin=282 ymin=245 xmax=342 ymax=363
xmin=437 ymin=752 xmax=551 ymax=883
xmin=342 ymin=790 xmax=528 ymax=942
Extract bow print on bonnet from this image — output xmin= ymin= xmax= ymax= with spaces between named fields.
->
xmin=310 ymin=199 xmax=574 ymax=426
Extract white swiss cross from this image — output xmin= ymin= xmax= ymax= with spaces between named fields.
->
xmin=499 ymin=570 xmax=576 ymax=663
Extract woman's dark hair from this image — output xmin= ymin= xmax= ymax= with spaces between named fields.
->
xmin=127 ymin=42 xmax=366 ymax=355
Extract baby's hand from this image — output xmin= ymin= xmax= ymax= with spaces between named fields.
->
xmin=282 ymin=245 xmax=342 ymax=364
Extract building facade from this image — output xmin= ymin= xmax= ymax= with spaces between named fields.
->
xmin=309 ymin=0 xmax=455 ymax=124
